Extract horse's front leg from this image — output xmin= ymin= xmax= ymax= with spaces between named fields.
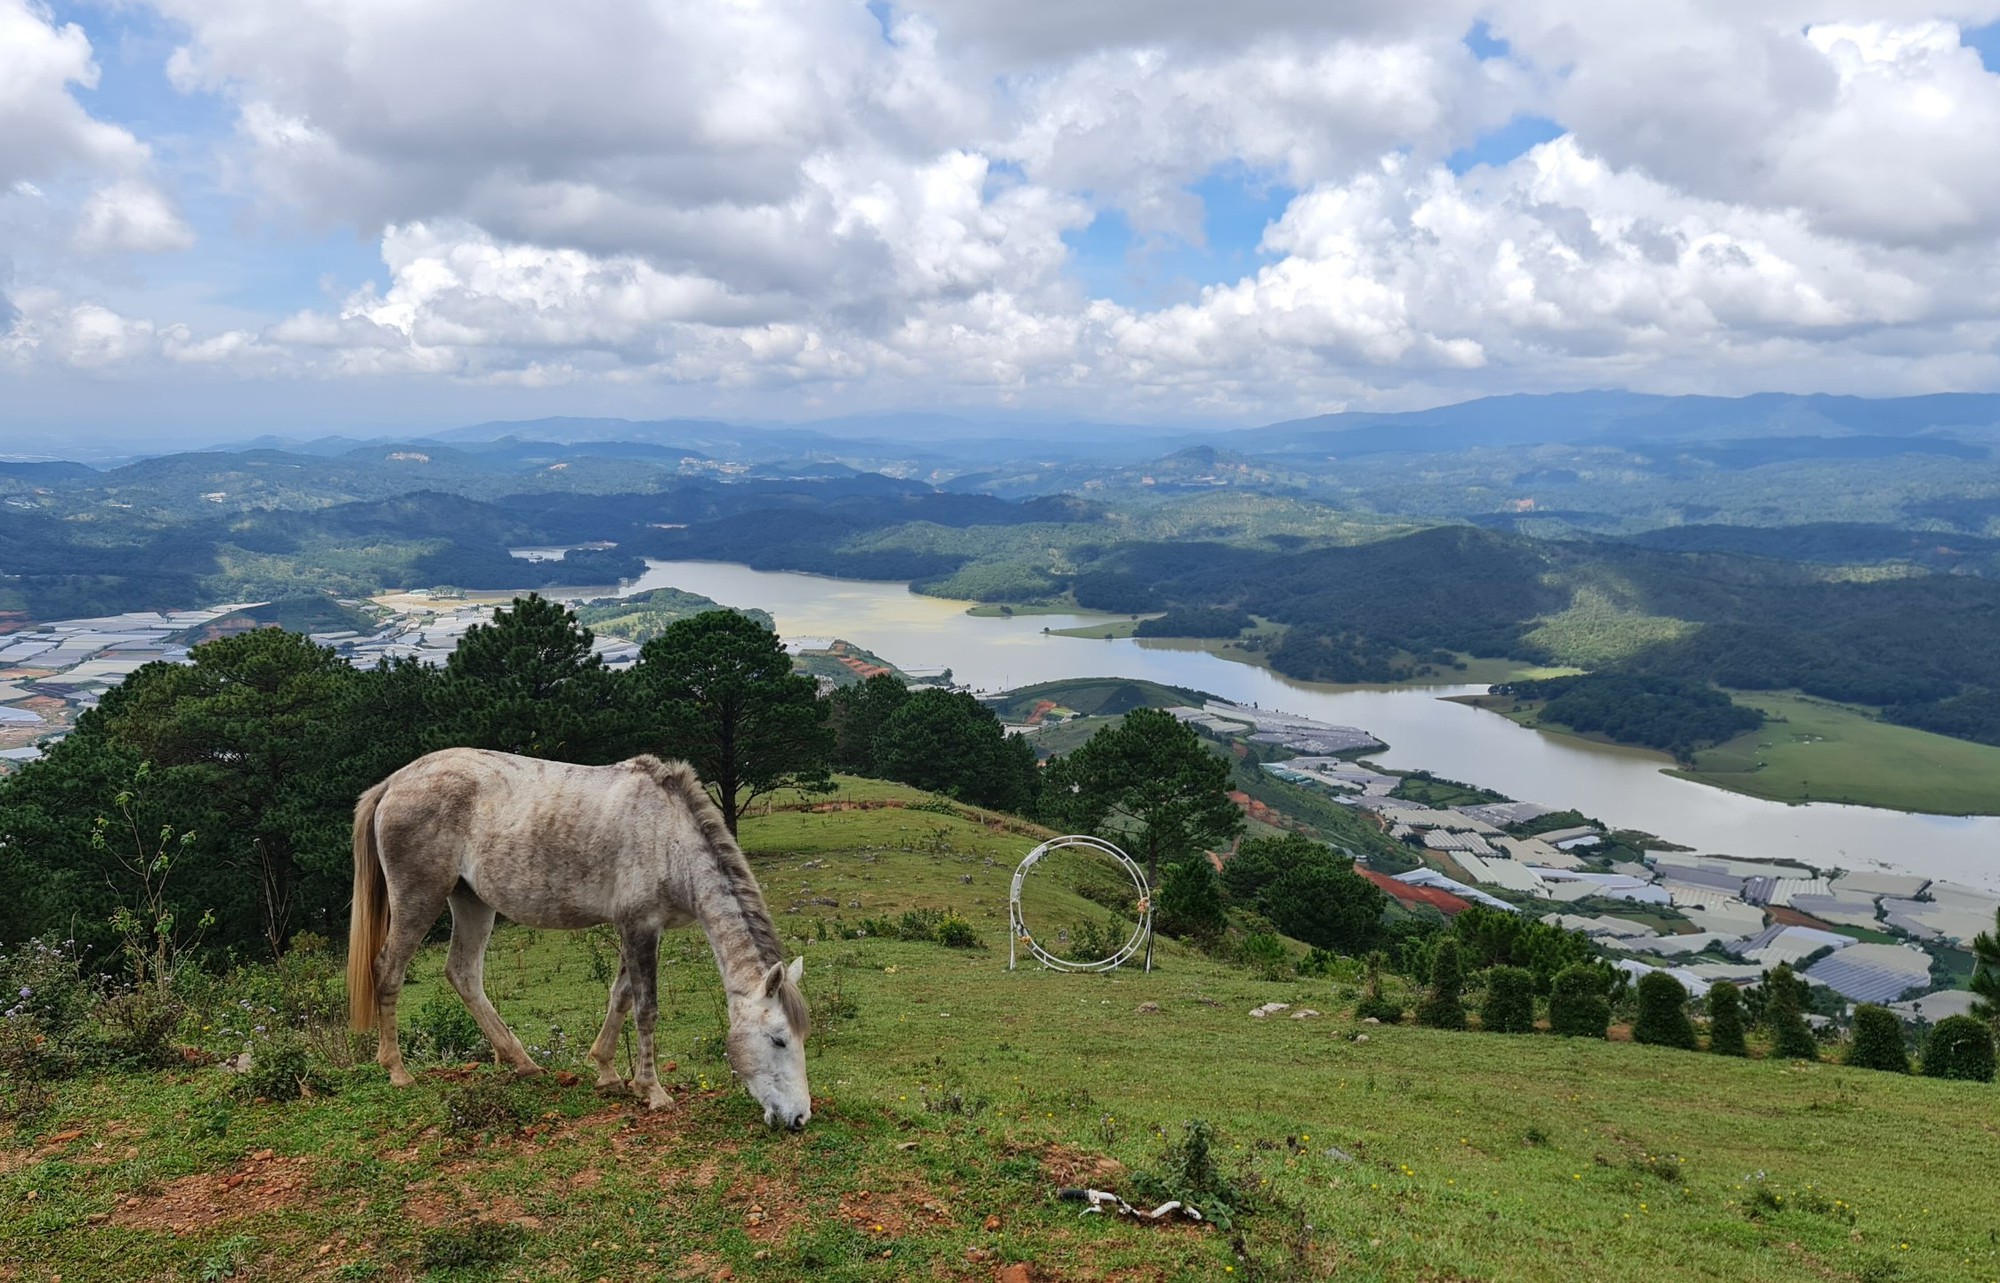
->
xmin=621 ymin=925 xmax=671 ymax=1110
xmin=587 ymin=956 xmax=634 ymax=1091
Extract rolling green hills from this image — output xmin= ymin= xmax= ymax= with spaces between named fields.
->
xmin=2 ymin=782 xmax=1993 ymax=1282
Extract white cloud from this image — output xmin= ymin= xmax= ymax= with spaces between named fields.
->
xmin=73 ymin=180 xmax=196 ymax=254
xmin=10 ymin=1 xmax=2000 ymax=421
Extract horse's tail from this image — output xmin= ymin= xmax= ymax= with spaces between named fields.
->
xmin=348 ymin=781 xmax=391 ymax=1032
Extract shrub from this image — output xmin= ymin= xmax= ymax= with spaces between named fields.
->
xmin=1762 ymin=964 xmax=1820 ymax=1061
xmin=90 ymin=987 xmax=187 ymax=1068
xmin=418 ymin=1220 xmax=525 ymax=1270
xmin=440 ymin=1073 xmax=532 ymax=1135
xmin=1130 ymin=1119 xmax=1242 ymax=1229
xmin=1480 ymin=966 xmax=1536 ymax=1034
xmin=933 ymin=915 xmax=983 ymax=949
xmin=1549 ymin=965 xmax=1611 ymax=1039
xmin=1845 ymin=1005 xmax=1911 ymax=1073
xmin=1355 ymin=992 xmax=1405 ymax=1023
xmin=1632 ymin=972 xmax=1697 ymax=1050
xmin=1240 ymin=933 xmax=1289 ymax=981
xmin=1417 ymin=939 xmax=1466 ymax=1030
xmin=1705 ymin=982 xmax=1748 ymax=1056
xmin=0 ymin=936 xmax=97 ymax=1044
xmin=408 ymin=989 xmax=487 ymax=1063
xmin=235 ymin=1030 xmax=321 ymax=1102
xmin=1920 ymin=1015 xmax=1996 ymax=1082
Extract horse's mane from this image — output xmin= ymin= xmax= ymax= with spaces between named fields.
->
xmin=636 ymin=755 xmax=810 ymax=1038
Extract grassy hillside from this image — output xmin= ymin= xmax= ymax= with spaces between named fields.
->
xmin=3 ymin=783 xmax=1995 ymax=1282
xmin=1673 ymin=690 xmax=2000 ymax=815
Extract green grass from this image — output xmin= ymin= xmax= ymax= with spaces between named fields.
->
xmin=1671 ymin=691 xmax=2000 ymax=815
xmin=4 ymin=785 xmax=1997 ymax=1282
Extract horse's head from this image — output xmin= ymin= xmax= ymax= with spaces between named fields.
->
xmin=729 ymin=955 xmax=811 ymax=1129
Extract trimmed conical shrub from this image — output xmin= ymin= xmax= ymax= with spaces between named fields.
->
xmin=1549 ymin=964 xmax=1611 ymax=1039
xmin=1418 ymin=939 xmax=1467 ymax=1030
xmin=1921 ymin=1015 xmax=1996 ymax=1082
xmin=1632 ymin=972 xmax=1697 ymax=1050
xmin=1480 ymin=966 xmax=1535 ymax=1033
xmin=1705 ymin=982 xmax=1748 ymax=1057
xmin=1845 ymin=1005 xmax=1911 ymax=1073
xmin=1762 ymin=964 xmax=1820 ymax=1061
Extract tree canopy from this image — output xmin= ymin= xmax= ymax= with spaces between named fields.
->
xmin=1042 ymin=708 xmax=1242 ymax=884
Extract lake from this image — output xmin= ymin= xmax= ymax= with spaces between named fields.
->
xmin=616 ymin=560 xmax=2000 ymax=892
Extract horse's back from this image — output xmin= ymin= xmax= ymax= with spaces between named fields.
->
xmin=371 ymin=749 xmax=662 ymax=927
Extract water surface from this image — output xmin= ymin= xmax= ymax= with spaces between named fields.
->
xmin=620 ymin=560 xmax=2000 ymax=892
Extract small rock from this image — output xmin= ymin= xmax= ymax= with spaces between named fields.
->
xmin=982 ymin=1214 xmax=1002 ymax=1231
xmin=1353 ymin=1033 xmax=1371 ymax=1044
xmin=85 ymin=1213 xmax=108 ymax=1225
xmin=1324 ymin=1146 xmax=1356 ymax=1163
xmin=556 ymin=1071 xmax=580 ymax=1087
xmin=1135 ymin=1002 xmax=1162 ymax=1014
xmin=250 ymin=1148 xmax=275 ymax=1162
xmin=1290 ymin=1009 xmax=1321 ymax=1020
xmin=997 ymin=1264 xmax=1031 ymax=1283
xmin=1362 ymin=1016 xmax=1381 ymax=1025
xmin=746 ymin=1212 xmax=764 ymax=1227
xmin=1250 ymin=1002 xmax=1291 ymax=1018
xmin=965 ymin=1247 xmax=991 ymax=1263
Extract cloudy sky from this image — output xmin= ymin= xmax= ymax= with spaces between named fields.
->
xmin=5 ymin=1 xmax=2000 ymax=442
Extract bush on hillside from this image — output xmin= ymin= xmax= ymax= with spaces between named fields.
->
xmin=409 ymin=988 xmax=488 ymax=1063
xmin=1549 ymin=965 xmax=1611 ymax=1039
xmin=1845 ymin=1005 xmax=1910 ymax=1073
xmin=1920 ymin=1015 xmax=1996 ymax=1082
xmin=1240 ymin=933 xmax=1289 ymax=981
xmin=1155 ymin=857 xmax=1227 ymax=945
xmin=1354 ymin=951 xmax=1404 ymax=1023
xmin=1418 ymin=939 xmax=1467 ymax=1030
xmin=1480 ymin=966 xmax=1536 ymax=1034
xmin=1761 ymin=964 xmax=1820 ymax=1061
xmin=1705 ymin=982 xmax=1748 ymax=1057
xmin=1632 ymin=972 xmax=1697 ymax=1050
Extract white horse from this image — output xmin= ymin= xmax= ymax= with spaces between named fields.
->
xmin=347 ymin=748 xmax=812 ymax=1129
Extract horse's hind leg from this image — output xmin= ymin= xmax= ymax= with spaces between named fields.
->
xmin=587 ymin=956 xmax=634 ymax=1091
xmin=620 ymin=923 xmax=670 ymax=1110
xmin=373 ymin=885 xmax=449 ymax=1088
xmin=445 ymin=888 xmax=540 ymax=1076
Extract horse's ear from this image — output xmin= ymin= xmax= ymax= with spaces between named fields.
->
xmin=762 ymin=961 xmax=784 ymax=998
xmin=786 ymin=956 xmax=804 ymax=986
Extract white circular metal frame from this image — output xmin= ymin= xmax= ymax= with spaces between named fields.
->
xmin=1008 ymin=835 xmax=1153 ymax=973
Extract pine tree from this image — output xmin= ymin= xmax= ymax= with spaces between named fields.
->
xmin=1480 ymin=965 xmax=1536 ymax=1034
xmin=1705 ymin=981 xmax=1748 ymax=1056
xmin=632 ymin=611 xmax=833 ymax=835
xmin=1549 ymin=964 xmax=1611 ymax=1039
xmin=1043 ymin=708 xmax=1243 ymax=886
xmin=434 ymin=594 xmax=631 ymax=762
xmin=1920 ymin=1015 xmax=1996 ymax=1082
xmin=1762 ymin=964 xmax=1820 ymax=1061
xmin=1632 ymin=971 xmax=1697 ymax=1050
xmin=1845 ymin=1005 xmax=1911 ymax=1073
xmin=1155 ymin=857 xmax=1227 ymax=945
xmin=1418 ymin=939 xmax=1467 ymax=1030
xmin=1970 ymin=907 xmax=1999 ymax=1028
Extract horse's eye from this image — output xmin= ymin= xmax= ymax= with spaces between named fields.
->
xmin=770 ymin=1036 xmax=788 ymax=1049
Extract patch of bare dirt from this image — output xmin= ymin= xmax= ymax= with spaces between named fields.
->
xmin=110 ymin=1152 xmax=312 ymax=1233
xmin=1036 ymin=1144 xmax=1125 ymax=1188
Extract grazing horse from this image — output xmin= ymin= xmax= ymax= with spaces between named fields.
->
xmin=346 ymin=748 xmax=812 ymax=1129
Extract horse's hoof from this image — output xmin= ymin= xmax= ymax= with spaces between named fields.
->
xmin=594 ymin=1073 xmax=628 ymax=1093
xmin=512 ymin=1062 xmax=545 ymax=1078
xmin=643 ymin=1085 xmax=673 ymax=1111
xmin=388 ymin=1069 xmax=416 ymax=1088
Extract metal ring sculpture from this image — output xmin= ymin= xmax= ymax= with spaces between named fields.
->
xmin=1008 ymin=835 xmax=1153 ymax=972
